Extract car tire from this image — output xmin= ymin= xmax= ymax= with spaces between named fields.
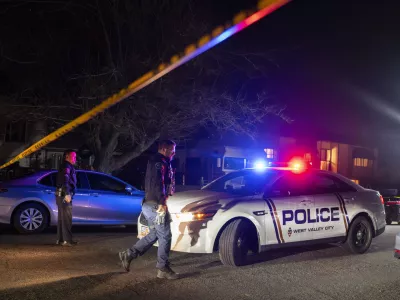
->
xmin=13 ymin=203 xmax=49 ymax=234
xmin=219 ymin=219 xmax=252 ymax=267
xmin=344 ymin=216 xmax=373 ymax=254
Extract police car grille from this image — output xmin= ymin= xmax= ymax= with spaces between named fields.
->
xmin=139 ymin=213 xmax=148 ymax=226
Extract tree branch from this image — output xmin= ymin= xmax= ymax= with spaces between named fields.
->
xmin=111 ymin=133 xmax=160 ymax=171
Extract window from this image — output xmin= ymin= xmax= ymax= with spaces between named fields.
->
xmin=223 ymin=157 xmax=245 ymax=170
xmin=320 ymin=149 xmax=331 ymax=162
xmin=203 ymin=170 xmax=279 ymax=195
xmin=38 ymin=171 xmax=84 ymax=189
xmin=38 ymin=173 xmax=57 ymax=187
xmin=269 ymin=174 xmax=312 ymax=197
xmin=304 ymin=153 xmax=311 ymax=162
xmin=351 ymin=179 xmax=359 ymax=185
xmin=264 ymin=148 xmax=274 ymax=159
xmin=310 ymin=174 xmax=356 ymax=194
xmin=5 ymin=121 xmax=26 ymax=143
xmin=86 ymin=173 xmax=127 ymax=193
xmin=353 ymin=158 xmax=372 ymax=167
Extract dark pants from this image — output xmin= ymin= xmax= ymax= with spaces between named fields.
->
xmin=56 ymin=197 xmax=73 ymax=243
xmin=130 ymin=203 xmax=172 ymax=269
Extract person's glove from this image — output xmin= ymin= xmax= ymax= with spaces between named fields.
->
xmin=155 ymin=205 xmax=167 ymax=225
xmin=155 ymin=211 xmax=166 ymax=225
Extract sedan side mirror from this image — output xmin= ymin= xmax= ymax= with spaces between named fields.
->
xmin=125 ymin=186 xmax=133 ymax=195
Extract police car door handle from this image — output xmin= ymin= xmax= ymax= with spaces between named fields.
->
xmin=91 ymin=193 xmax=99 ymax=197
xmin=43 ymin=189 xmax=53 ymax=194
xmin=343 ymin=197 xmax=355 ymax=202
xmin=300 ymin=200 xmax=312 ymax=203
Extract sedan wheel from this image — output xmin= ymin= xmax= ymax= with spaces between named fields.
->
xmin=13 ymin=203 xmax=49 ymax=234
xmin=20 ymin=208 xmax=44 ymax=231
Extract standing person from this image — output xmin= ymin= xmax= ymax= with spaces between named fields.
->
xmin=119 ymin=140 xmax=179 ymax=280
xmin=56 ymin=149 xmax=78 ymax=246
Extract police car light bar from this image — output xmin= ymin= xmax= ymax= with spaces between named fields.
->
xmin=254 ymin=160 xmax=267 ymax=170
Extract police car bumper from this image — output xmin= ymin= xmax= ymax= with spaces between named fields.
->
xmin=394 ymin=233 xmax=400 ymax=259
xmin=375 ymin=225 xmax=385 ymax=237
xmin=137 ymin=213 xmax=212 ymax=254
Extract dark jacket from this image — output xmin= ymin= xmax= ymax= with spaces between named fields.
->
xmin=56 ymin=160 xmax=77 ymax=198
xmin=143 ymin=153 xmax=173 ymax=206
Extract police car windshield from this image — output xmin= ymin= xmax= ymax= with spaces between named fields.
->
xmin=202 ymin=169 xmax=279 ymax=195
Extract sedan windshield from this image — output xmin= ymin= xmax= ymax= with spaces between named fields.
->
xmin=202 ymin=169 xmax=279 ymax=195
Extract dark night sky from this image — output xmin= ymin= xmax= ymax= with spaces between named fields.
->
xmin=1 ymin=0 xmax=400 ymax=145
xmin=203 ymin=0 xmax=400 ymax=142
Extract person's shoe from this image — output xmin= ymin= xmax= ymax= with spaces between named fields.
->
xmin=62 ymin=241 xmax=78 ymax=247
xmin=56 ymin=240 xmax=63 ymax=245
xmin=119 ymin=250 xmax=134 ymax=272
xmin=157 ymin=265 xmax=179 ymax=280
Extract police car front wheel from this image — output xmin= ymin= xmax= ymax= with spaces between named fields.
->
xmin=344 ymin=216 xmax=373 ymax=254
xmin=218 ymin=219 xmax=255 ymax=267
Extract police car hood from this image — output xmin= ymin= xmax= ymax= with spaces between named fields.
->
xmin=167 ymin=190 xmax=238 ymax=214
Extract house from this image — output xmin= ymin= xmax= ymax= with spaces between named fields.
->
xmin=174 ymin=134 xmax=379 ymax=187
xmin=0 ymin=120 xmax=90 ymax=181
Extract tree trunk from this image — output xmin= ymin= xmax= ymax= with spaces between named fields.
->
xmin=93 ymin=152 xmax=114 ymax=174
xmin=92 ymin=133 xmax=160 ymax=174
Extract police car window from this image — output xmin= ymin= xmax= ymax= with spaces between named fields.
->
xmin=311 ymin=176 xmax=338 ymax=194
xmin=203 ymin=171 xmax=277 ymax=195
xmin=270 ymin=174 xmax=312 ymax=197
xmin=311 ymin=175 xmax=355 ymax=194
xmin=87 ymin=173 xmax=126 ymax=193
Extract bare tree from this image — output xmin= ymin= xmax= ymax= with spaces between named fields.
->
xmin=0 ymin=0 xmax=292 ymax=173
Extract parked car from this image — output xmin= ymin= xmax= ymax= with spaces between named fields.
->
xmin=379 ymin=189 xmax=400 ymax=225
xmin=138 ymin=166 xmax=386 ymax=266
xmin=0 ymin=170 xmax=144 ymax=233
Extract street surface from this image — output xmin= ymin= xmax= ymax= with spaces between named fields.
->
xmin=1 ymin=224 xmax=399 ymax=300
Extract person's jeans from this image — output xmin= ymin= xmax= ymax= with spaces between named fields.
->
xmin=130 ymin=203 xmax=172 ymax=269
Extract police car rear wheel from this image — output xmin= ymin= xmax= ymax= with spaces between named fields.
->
xmin=345 ymin=216 xmax=372 ymax=254
xmin=13 ymin=203 xmax=49 ymax=234
xmin=219 ymin=219 xmax=251 ymax=266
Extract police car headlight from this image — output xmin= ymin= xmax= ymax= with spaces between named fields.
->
xmin=175 ymin=212 xmax=216 ymax=222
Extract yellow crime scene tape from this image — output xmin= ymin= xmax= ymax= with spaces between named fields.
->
xmin=0 ymin=0 xmax=291 ymax=169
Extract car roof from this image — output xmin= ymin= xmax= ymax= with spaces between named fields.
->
xmin=238 ymin=167 xmax=364 ymax=191
xmin=1 ymin=169 xmax=112 ymax=186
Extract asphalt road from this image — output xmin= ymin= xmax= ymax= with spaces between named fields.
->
xmin=1 ymin=224 xmax=400 ymax=300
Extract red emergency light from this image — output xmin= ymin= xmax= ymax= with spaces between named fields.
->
xmin=288 ymin=157 xmax=307 ymax=173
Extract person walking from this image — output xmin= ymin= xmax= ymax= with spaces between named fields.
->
xmin=119 ymin=140 xmax=179 ymax=279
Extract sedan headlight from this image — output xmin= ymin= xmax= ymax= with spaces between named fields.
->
xmin=174 ymin=212 xmax=216 ymax=222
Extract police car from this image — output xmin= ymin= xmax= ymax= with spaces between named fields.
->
xmin=138 ymin=160 xmax=386 ymax=266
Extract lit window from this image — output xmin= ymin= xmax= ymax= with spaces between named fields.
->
xmin=353 ymin=158 xmax=371 ymax=167
xmin=320 ymin=149 xmax=331 ymax=162
xmin=304 ymin=153 xmax=311 ymax=162
xmin=264 ymin=148 xmax=274 ymax=159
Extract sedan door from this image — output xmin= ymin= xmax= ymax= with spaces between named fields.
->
xmin=37 ymin=171 xmax=91 ymax=223
xmin=85 ymin=172 xmax=143 ymax=224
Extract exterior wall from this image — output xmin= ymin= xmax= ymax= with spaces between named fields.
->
xmin=317 ymin=140 xmax=377 ymax=185
xmin=338 ymin=143 xmax=350 ymax=178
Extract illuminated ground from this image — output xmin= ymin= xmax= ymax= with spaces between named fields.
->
xmin=1 ymin=224 xmax=399 ymax=300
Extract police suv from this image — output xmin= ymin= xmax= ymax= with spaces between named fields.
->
xmin=138 ymin=163 xmax=386 ymax=266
